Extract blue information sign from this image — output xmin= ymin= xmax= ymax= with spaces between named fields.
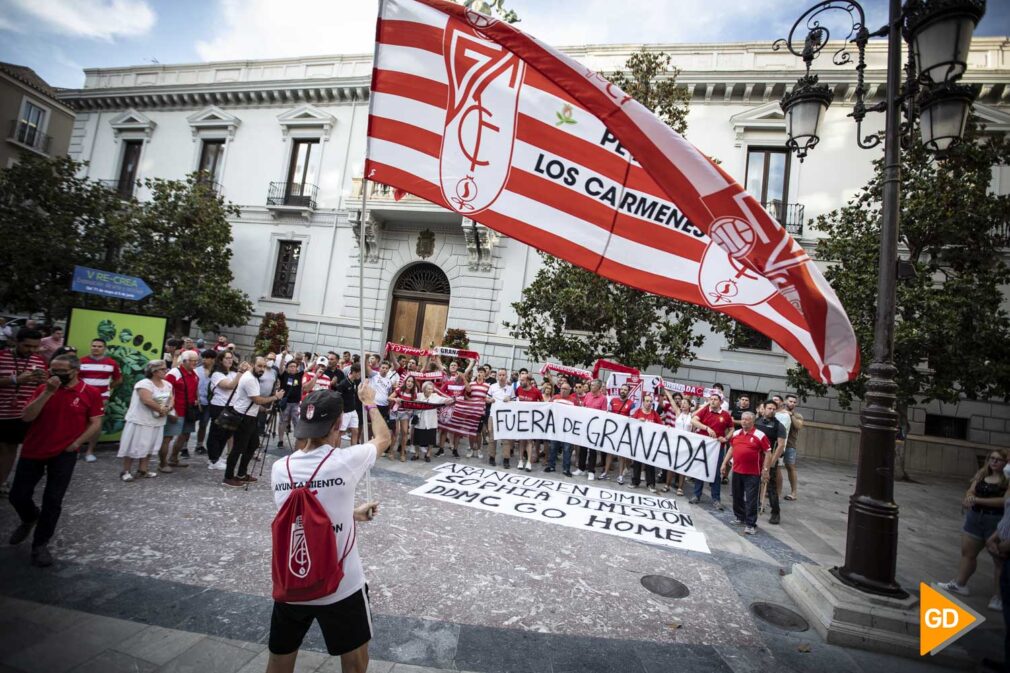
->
xmin=71 ymin=266 xmax=153 ymax=301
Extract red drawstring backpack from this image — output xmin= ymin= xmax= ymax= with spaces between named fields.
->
xmin=271 ymin=449 xmax=356 ymax=602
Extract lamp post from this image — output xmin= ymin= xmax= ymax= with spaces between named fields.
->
xmin=774 ymin=0 xmax=985 ymax=598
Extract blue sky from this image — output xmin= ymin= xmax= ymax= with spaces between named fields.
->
xmin=1 ymin=0 xmax=1007 ymax=89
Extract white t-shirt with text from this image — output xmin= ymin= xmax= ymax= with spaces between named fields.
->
xmin=232 ymin=370 xmax=262 ymax=417
xmin=271 ymin=443 xmax=377 ymax=605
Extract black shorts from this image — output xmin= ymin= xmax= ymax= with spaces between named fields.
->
xmin=0 ymin=418 xmax=29 ymax=446
xmin=269 ymin=586 xmax=372 ymax=656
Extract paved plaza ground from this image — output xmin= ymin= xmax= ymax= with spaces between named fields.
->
xmin=0 ymin=437 xmax=1001 ymax=673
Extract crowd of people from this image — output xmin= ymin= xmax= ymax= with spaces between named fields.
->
xmin=0 ymin=322 xmax=808 ymax=566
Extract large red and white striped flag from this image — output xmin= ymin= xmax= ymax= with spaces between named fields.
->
xmin=365 ymin=0 xmax=859 ymax=384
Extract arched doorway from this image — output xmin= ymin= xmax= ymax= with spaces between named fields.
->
xmin=386 ymin=263 xmax=450 ymax=348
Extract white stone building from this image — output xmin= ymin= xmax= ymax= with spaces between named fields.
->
xmin=58 ymin=37 xmax=1010 ymax=476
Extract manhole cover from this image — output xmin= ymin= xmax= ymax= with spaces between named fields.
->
xmin=750 ymin=602 xmax=809 ymax=632
xmin=640 ymin=575 xmax=690 ymax=598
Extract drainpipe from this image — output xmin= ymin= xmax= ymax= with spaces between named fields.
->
xmin=508 ymin=241 xmax=533 ymax=372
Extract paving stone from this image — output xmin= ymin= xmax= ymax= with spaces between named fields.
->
xmin=153 ymin=638 xmax=259 ymax=673
xmin=316 ymin=658 xmax=395 ymax=673
xmin=0 ymin=617 xmax=55 ymax=658
xmin=235 ymin=648 xmax=329 ymax=673
xmin=2 ymin=613 xmax=146 ymax=673
xmin=111 ymin=625 xmax=207 ymax=666
xmin=67 ymin=649 xmax=158 ymax=673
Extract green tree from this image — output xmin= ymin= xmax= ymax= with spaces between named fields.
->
xmin=507 ymin=50 xmax=732 ymax=371
xmin=0 ymin=155 xmax=127 ymax=322
xmin=786 ymin=119 xmax=1010 ymax=475
xmin=124 ymin=176 xmax=253 ymax=334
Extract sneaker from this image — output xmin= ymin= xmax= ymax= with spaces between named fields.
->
xmin=477 ymin=451 xmax=483 ymax=459
xmin=489 ymin=456 xmax=496 ymax=467
xmin=410 ymin=454 xmax=419 ymax=461
xmin=180 ymin=449 xmax=190 ymax=459
xmin=598 ymin=473 xmax=609 ymax=481
xmin=142 ymin=470 xmax=158 ymax=479
xmin=563 ymin=471 xmax=573 ymax=478
xmin=466 ymin=450 xmax=474 ymax=458
xmin=587 ymin=473 xmax=595 ymax=481
xmin=544 ymin=467 xmax=556 ymax=473
xmin=688 ymin=496 xmax=700 ymax=504
xmin=631 ymin=482 xmax=640 ymax=489
xmin=341 ymin=433 xmax=351 ymax=441
xmin=744 ymin=526 xmax=757 ymax=535
xmin=617 ymin=475 xmax=624 ymax=485
xmin=452 ymin=449 xmax=460 ymax=458
xmin=276 ymin=441 xmax=284 ymax=449
xmin=676 ymin=488 xmax=684 ymax=497
xmin=30 ymin=545 xmax=53 ymax=567
xmin=160 ymin=465 xmax=174 ymax=474
xmin=167 ymin=460 xmax=189 ymax=468
xmin=424 ymin=455 xmax=431 ymax=463
xmin=936 ymin=580 xmax=970 ymax=596
xmin=648 ymin=486 xmax=657 ymax=493
xmin=84 ymin=454 xmax=97 ymax=463
xmin=989 ymin=595 xmax=1003 ymax=612
xmin=9 ymin=520 xmax=35 ymax=545
xmin=435 ymin=448 xmax=445 ymax=457
xmin=731 ymin=519 xmax=745 ymax=526
xmin=120 ymin=472 xmax=133 ymax=482
xmin=714 ymin=500 xmax=725 ymax=511
xmin=195 ymin=446 xmax=207 ymax=455
xmin=525 ymin=463 xmax=532 ymax=472
xmin=769 ymin=513 xmax=781 ymax=525
xmin=572 ymin=469 xmax=583 ymax=476
xmin=238 ymin=474 xmax=258 ymax=483
xmin=222 ymin=478 xmax=244 ymax=488
xmin=503 ymin=458 xmax=510 ymax=469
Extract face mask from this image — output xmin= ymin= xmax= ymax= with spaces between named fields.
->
xmin=267 ymin=359 xmax=275 ymax=367
xmin=54 ymin=371 xmax=73 ymax=385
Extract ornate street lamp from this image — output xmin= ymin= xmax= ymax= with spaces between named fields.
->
xmin=774 ymin=0 xmax=985 ymax=602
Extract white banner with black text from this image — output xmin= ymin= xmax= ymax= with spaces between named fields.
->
xmin=490 ymin=402 xmax=721 ymax=482
xmin=409 ymin=463 xmax=710 ymax=554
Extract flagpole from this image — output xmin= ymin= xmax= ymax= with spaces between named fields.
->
xmin=360 ymin=177 xmax=372 ymax=505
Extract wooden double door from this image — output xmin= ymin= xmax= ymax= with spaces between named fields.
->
xmin=387 ymin=292 xmax=449 ymax=348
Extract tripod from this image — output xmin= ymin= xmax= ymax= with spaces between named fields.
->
xmin=246 ymin=403 xmax=281 ymax=491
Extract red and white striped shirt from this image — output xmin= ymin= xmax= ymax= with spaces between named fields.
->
xmin=0 ymin=349 xmax=48 ymax=419
xmin=79 ymin=356 xmax=122 ymax=399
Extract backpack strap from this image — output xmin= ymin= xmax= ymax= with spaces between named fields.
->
xmin=285 ymin=447 xmax=337 ymax=488
xmin=340 ymin=521 xmax=357 ymax=562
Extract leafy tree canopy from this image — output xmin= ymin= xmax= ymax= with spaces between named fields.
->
xmin=787 ymin=118 xmax=1010 ymax=411
xmin=0 ymin=157 xmax=253 ymax=333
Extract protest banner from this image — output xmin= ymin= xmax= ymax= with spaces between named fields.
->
xmin=490 ymin=402 xmax=721 ymax=482
xmin=412 ymin=463 xmax=710 ymax=553
xmin=604 ymin=371 xmax=723 ymax=405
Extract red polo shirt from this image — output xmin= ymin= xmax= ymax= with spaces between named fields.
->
xmin=22 ymin=381 xmax=104 ymax=459
xmin=609 ymin=397 xmax=634 ymax=416
xmin=729 ymin=427 xmax=772 ymax=475
xmin=515 ymin=385 xmax=543 ymax=402
xmin=695 ymin=405 xmax=733 ymax=439
xmin=632 ymin=408 xmax=662 ymax=424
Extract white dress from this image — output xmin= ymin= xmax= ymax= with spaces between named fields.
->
xmin=118 ymin=378 xmax=172 ymax=459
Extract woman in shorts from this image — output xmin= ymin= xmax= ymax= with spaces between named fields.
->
xmin=388 ymin=375 xmax=418 ymax=462
xmin=936 ymin=448 xmax=1008 ymax=611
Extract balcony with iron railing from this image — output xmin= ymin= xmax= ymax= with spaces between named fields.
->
xmin=267 ymin=181 xmax=317 ymax=210
xmin=7 ymin=120 xmax=51 ymax=155
xmin=762 ymin=200 xmax=805 ymax=236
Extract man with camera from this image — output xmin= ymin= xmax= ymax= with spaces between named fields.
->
xmin=266 ymin=382 xmax=387 ymax=673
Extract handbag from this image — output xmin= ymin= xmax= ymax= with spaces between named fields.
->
xmin=215 ymin=382 xmax=248 ymax=433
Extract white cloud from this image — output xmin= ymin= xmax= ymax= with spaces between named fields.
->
xmin=195 ymin=0 xmax=380 ymax=61
xmin=193 ymin=0 xmax=885 ymax=64
xmin=1 ymin=0 xmax=155 ymax=41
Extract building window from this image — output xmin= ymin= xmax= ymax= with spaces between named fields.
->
xmin=733 ymin=323 xmax=772 ymax=351
xmin=16 ymin=100 xmax=46 ymax=148
xmin=116 ymin=140 xmax=143 ymax=198
xmin=286 ymin=138 xmax=320 ymax=198
xmin=924 ymin=414 xmax=969 ymax=440
xmin=198 ymin=139 xmax=225 ymax=184
xmin=746 ymin=147 xmax=790 ymax=205
xmin=271 ymin=241 xmax=302 ymax=299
